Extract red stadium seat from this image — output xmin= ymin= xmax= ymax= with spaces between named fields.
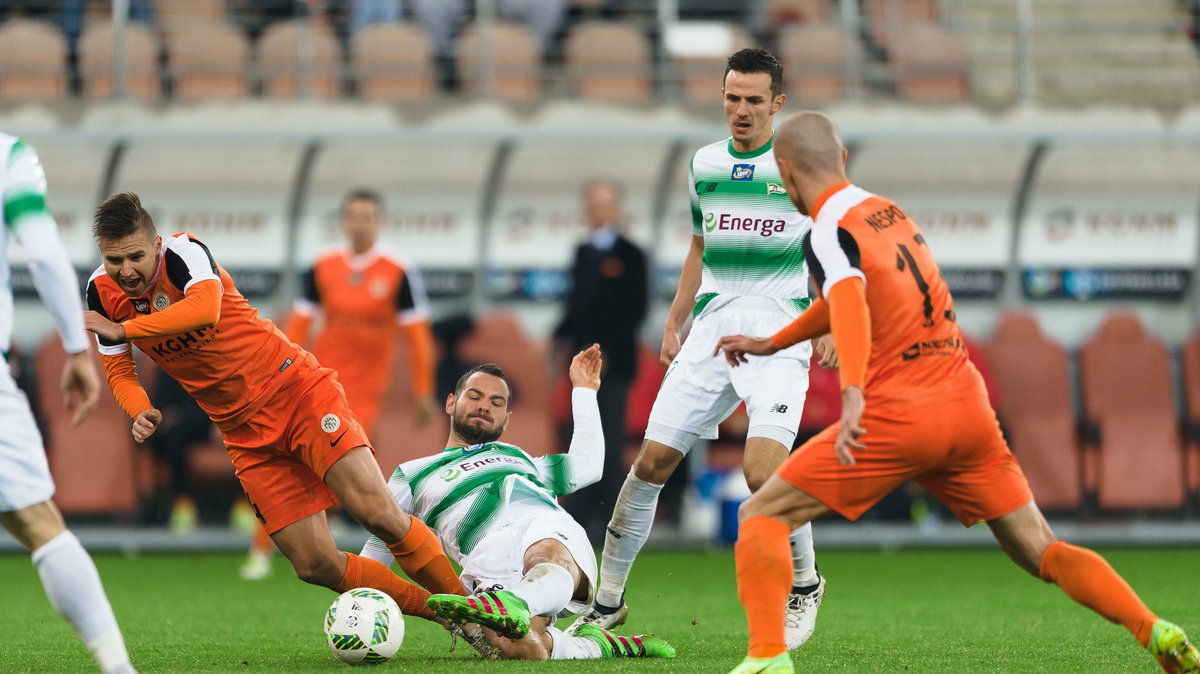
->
xmin=36 ymin=339 xmax=139 ymax=515
xmin=1078 ymin=313 xmax=1184 ymax=510
xmin=350 ymin=22 xmax=437 ymax=102
xmin=982 ymin=312 xmax=1082 ymax=510
xmin=0 ymin=19 xmax=68 ymax=101
xmin=564 ymin=21 xmax=654 ymax=102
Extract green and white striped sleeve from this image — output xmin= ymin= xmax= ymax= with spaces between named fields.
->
xmin=688 ymin=154 xmax=703 ymax=237
xmin=359 ymin=465 xmax=415 ymax=566
xmin=535 ymin=388 xmax=602 ymax=496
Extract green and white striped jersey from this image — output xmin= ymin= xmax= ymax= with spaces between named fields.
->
xmin=0 ymin=133 xmax=87 ymax=355
xmin=362 ymin=388 xmax=603 ymax=565
xmin=688 ymin=135 xmax=813 ymax=317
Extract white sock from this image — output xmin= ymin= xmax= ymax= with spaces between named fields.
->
xmin=790 ymin=522 xmax=819 ymax=588
xmin=596 ymin=469 xmax=664 ymax=608
xmin=548 ymin=625 xmax=602 ymax=659
xmin=32 ymin=531 xmax=133 ymax=674
xmin=513 ymin=563 xmax=574 ymax=617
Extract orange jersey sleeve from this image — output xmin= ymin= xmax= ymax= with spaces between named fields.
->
xmin=283 ymin=309 xmax=313 ymax=346
xmin=770 ymin=298 xmax=830 ymax=350
xmin=826 ymin=278 xmax=870 ymax=390
xmin=400 ymin=319 xmax=434 ymax=398
xmin=100 ymin=351 xmax=153 ymax=419
xmin=122 ymin=279 xmax=221 ymax=340
xmin=802 ymin=182 xmax=980 ymax=403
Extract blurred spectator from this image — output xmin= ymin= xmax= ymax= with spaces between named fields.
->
xmin=147 ymin=368 xmax=213 ymax=534
xmin=349 ymin=0 xmax=565 ymax=57
xmin=554 ymin=179 xmax=648 ymax=541
xmin=228 ymin=0 xmax=305 ymax=41
xmin=59 ymin=0 xmax=155 ymax=53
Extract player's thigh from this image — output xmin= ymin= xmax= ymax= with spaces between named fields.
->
xmin=270 ymin=509 xmax=344 ymax=580
xmin=646 ymin=313 xmax=742 ymax=444
xmin=776 ymin=418 xmax=923 ymax=522
xmin=732 ymin=350 xmax=811 ymax=451
xmin=0 ymin=378 xmax=55 ymax=517
xmin=0 ymin=499 xmax=65 ymax=551
xmin=916 ymin=397 xmax=1034 ymax=527
xmin=742 ymin=436 xmax=790 ymax=492
xmin=323 ymin=446 xmax=410 ymax=536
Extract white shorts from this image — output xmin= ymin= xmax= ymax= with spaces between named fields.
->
xmin=0 ymin=369 xmax=55 ymax=512
xmin=647 ymin=297 xmax=812 ymax=449
xmin=458 ymin=501 xmax=597 ymax=618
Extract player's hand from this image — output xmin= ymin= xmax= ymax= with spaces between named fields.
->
xmin=814 ymin=334 xmax=839 ymax=369
xmin=660 ymin=329 xmax=682 ymax=367
xmin=131 ymin=408 xmax=163 ymax=443
xmin=83 ymin=311 xmax=127 ymax=344
xmin=835 ymin=386 xmax=866 ymax=466
xmin=568 ymin=344 xmax=602 ymax=391
xmin=413 ymin=395 xmax=437 ymax=428
xmin=713 ymin=334 xmax=778 ymax=367
xmin=61 ymin=350 xmax=99 ymax=428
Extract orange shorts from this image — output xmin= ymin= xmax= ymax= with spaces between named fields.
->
xmin=778 ymin=394 xmax=1033 ymax=526
xmin=223 ymin=365 xmax=371 ymax=534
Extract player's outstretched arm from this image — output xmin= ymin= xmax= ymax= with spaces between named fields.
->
xmin=61 ymin=350 xmax=99 ymax=428
xmin=538 ymin=345 xmax=605 ymax=495
xmin=713 ymin=334 xmax=778 ymax=366
xmin=660 ymin=235 xmax=705 ymax=366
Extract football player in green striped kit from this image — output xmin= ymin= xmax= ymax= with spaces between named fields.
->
xmin=568 ymin=48 xmax=830 ymax=650
xmin=361 ymin=346 xmax=675 ymax=660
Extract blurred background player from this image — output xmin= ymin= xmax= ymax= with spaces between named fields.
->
xmin=363 ymin=347 xmax=674 ymax=661
xmin=82 ymin=191 xmax=467 ymax=628
xmin=717 ymin=111 xmax=1199 ymax=674
xmin=570 ymin=48 xmax=827 ymax=651
xmin=0 ymin=134 xmax=135 ymax=674
xmin=239 ymin=188 xmax=437 ymax=580
xmin=553 ymin=179 xmax=648 ymax=542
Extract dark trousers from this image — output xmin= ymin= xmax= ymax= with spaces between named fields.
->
xmin=565 ymin=372 xmax=632 ymax=543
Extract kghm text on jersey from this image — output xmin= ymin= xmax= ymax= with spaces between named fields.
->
xmin=149 ymin=325 xmax=220 ymax=361
xmin=866 ymin=204 xmax=908 ymax=232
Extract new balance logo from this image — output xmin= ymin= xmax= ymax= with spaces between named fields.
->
xmin=768 ymin=403 xmax=789 ymax=414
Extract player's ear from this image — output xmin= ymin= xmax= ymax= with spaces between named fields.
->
xmin=444 ymin=394 xmax=456 ymax=416
xmin=772 ymin=93 xmax=785 ymax=114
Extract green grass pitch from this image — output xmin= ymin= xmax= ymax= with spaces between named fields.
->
xmin=1 ymin=547 xmax=1196 ymax=672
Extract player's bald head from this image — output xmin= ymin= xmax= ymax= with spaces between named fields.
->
xmin=775 ymin=111 xmax=845 ymax=176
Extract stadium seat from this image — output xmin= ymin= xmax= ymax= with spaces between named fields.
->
xmin=78 ymin=21 xmax=161 ymax=101
xmin=457 ymin=21 xmax=542 ymax=101
xmin=668 ymin=22 xmax=754 ymax=104
xmin=564 ymin=21 xmax=654 ymax=102
xmin=777 ymin=23 xmax=861 ymax=103
xmin=35 ymin=339 xmax=139 ymax=515
xmin=862 ymin=0 xmax=938 ymax=52
xmin=1078 ymin=312 xmax=1185 ymax=510
xmin=764 ymin=0 xmax=833 ymax=29
xmin=887 ymin=22 xmax=971 ymax=103
xmin=350 ymin=22 xmax=436 ymax=102
xmin=458 ymin=311 xmax=555 ymax=456
xmin=167 ymin=22 xmax=251 ymax=100
xmin=0 ymin=19 xmax=68 ymax=101
xmin=1181 ymin=329 xmax=1200 ymax=502
xmin=982 ymin=312 xmax=1082 ymax=510
xmin=155 ymin=0 xmax=227 ymax=39
xmin=258 ymin=19 xmax=344 ymax=99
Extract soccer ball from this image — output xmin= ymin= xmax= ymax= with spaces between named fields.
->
xmin=324 ymin=588 xmax=404 ymax=665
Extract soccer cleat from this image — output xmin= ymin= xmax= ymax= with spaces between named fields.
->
xmin=784 ymin=575 xmax=825 ymax=650
xmin=728 ymin=653 xmax=793 ymax=673
xmin=238 ymin=552 xmax=272 ymax=581
xmin=573 ymin=624 xmax=675 ymax=658
xmin=565 ymin=599 xmax=629 ymax=635
xmin=427 ymin=590 xmax=531 ymax=640
xmin=445 ymin=622 xmax=500 ymax=659
xmin=1150 ymin=620 xmax=1200 ymax=673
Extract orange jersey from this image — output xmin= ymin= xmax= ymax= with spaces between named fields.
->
xmin=87 ymin=233 xmax=303 ymax=430
xmin=803 ymin=181 xmax=984 ymax=404
xmin=287 ymin=245 xmax=432 ymax=403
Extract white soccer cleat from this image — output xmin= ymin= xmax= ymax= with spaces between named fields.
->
xmin=784 ymin=575 xmax=825 ymax=650
xmin=239 ymin=552 xmax=272 ymax=581
xmin=565 ymin=601 xmax=629 ymax=635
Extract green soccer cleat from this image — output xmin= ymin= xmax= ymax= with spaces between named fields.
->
xmin=574 ymin=624 xmax=676 ymax=658
xmin=427 ymin=590 xmax=531 ymax=640
xmin=728 ymin=653 xmax=794 ymax=674
xmin=1150 ymin=620 xmax=1200 ymax=673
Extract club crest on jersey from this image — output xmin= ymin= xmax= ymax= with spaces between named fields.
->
xmin=439 ymin=467 xmax=462 ymax=482
xmin=321 ymin=414 xmax=341 ymax=433
xmin=369 ymin=277 xmax=389 ymax=300
xmin=767 ymin=183 xmax=787 ymax=195
xmin=731 ymin=164 xmax=755 ymax=181
xmin=132 ymin=298 xmax=151 ymax=314
xmin=152 ymin=292 xmax=170 ymax=311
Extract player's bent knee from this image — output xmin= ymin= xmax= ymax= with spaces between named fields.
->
xmin=290 ymin=554 xmax=343 ymax=587
xmin=0 ymin=500 xmax=65 ymax=551
xmin=631 ymin=441 xmax=685 ymax=485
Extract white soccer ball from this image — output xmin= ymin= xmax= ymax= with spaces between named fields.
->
xmin=324 ymin=587 xmax=404 ymax=665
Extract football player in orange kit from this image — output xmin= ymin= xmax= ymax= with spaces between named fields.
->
xmin=714 ymin=112 xmax=1198 ymax=674
xmin=82 ymin=192 xmax=467 ymax=629
xmin=241 ymin=189 xmax=438 ymax=580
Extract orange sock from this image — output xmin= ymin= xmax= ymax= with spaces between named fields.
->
xmin=387 ymin=516 xmax=466 ymax=595
xmin=736 ymin=516 xmax=792 ymax=659
xmin=1039 ymin=540 xmax=1158 ymax=647
xmin=337 ymin=551 xmax=435 ymax=621
xmin=251 ymin=524 xmax=274 ymax=556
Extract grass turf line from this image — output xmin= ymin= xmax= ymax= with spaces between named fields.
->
xmin=0 ymin=548 xmax=1196 ymax=672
